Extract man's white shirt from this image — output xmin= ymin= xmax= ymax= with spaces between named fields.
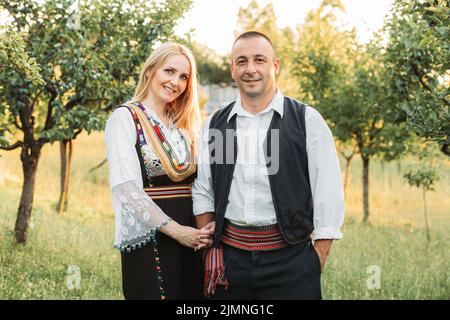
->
xmin=192 ymin=90 xmax=345 ymax=240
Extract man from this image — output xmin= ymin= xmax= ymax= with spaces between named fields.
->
xmin=193 ymin=31 xmax=344 ymax=300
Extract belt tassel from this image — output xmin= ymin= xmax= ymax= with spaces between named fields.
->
xmin=203 ymin=245 xmax=228 ymax=297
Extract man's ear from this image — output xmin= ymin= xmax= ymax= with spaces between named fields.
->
xmin=230 ymin=61 xmax=235 ymax=80
xmin=274 ymin=58 xmax=281 ymax=75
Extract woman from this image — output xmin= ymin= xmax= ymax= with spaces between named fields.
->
xmin=104 ymin=42 xmax=212 ymax=300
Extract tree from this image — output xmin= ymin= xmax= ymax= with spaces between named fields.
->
xmin=188 ymin=42 xmax=232 ymax=85
xmin=404 ymin=169 xmax=439 ymax=241
xmin=0 ymin=0 xmax=192 ymax=243
xmin=332 ymin=42 xmax=410 ymax=223
xmin=0 ymin=26 xmax=43 ymax=85
xmin=0 ymin=25 xmax=44 ymax=147
xmin=403 ymin=143 xmax=441 ymax=241
xmin=385 ymin=0 xmax=449 ymax=156
xmin=293 ymin=0 xmax=410 ymax=223
xmin=335 ymin=140 xmax=357 ymax=195
xmin=293 ymin=0 xmax=355 ymax=105
xmin=344 ymin=42 xmax=410 ymax=223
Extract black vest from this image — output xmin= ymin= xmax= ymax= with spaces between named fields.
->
xmin=209 ymin=97 xmax=314 ymax=247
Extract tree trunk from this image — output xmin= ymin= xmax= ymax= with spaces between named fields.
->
xmin=362 ymin=156 xmax=370 ymax=223
xmin=343 ymin=156 xmax=353 ymax=195
xmin=57 ymin=139 xmax=73 ymax=214
xmin=441 ymin=142 xmax=449 ymax=157
xmin=14 ymin=144 xmax=42 ymax=244
xmin=423 ymin=189 xmax=430 ymax=242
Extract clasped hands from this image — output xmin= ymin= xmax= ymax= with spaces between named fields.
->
xmin=170 ymin=221 xmax=215 ymax=251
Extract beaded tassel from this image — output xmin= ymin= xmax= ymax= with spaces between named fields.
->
xmin=152 ymin=238 xmax=166 ymax=300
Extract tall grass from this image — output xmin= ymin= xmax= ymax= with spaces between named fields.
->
xmin=0 ymin=132 xmax=449 ymax=299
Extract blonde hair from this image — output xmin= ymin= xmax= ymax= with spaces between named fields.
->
xmin=133 ymin=42 xmax=201 ymax=156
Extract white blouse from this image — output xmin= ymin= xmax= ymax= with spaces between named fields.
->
xmin=104 ymin=105 xmax=188 ymax=251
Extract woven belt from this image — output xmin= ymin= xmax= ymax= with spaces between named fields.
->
xmin=221 ymin=220 xmax=288 ymax=251
xmin=144 ymin=184 xmax=192 ymax=200
xmin=203 ymin=220 xmax=289 ymax=297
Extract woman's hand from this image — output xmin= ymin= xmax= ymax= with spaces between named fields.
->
xmin=176 ymin=225 xmax=214 ymax=249
xmin=160 ymin=220 xmax=214 ymax=249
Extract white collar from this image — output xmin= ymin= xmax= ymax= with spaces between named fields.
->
xmin=227 ymin=89 xmax=285 ymax=123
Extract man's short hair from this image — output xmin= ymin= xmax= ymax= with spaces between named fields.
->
xmin=233 ymin=31 xmax=277 ymax=57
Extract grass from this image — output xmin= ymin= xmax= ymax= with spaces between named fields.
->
xmin=0 ymin=131 xmax=449 ymax=299
xmin=0 ymin=132 xmax=120 ymax=299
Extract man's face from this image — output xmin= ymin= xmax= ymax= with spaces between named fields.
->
xmin=230 ymin=36 xmax=280 ymax=99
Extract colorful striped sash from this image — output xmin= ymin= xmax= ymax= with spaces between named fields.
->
xmin=144 ymin=184 xmax=192 ymax=200
xmin=123 ymin=102 xmax=196 ymax=182
xmin=221 ymin=221 xmax=289 ymax=251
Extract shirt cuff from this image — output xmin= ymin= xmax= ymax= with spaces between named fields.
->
xmin=313 ymin=227 xmax=343 ymax=240
xmin=193 ymin=201 xmax=215 ymax=216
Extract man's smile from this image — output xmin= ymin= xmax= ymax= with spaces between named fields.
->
xmin=242 ymin=79 xmax=261 ymax=83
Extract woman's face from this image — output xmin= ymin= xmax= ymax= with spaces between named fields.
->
xmin=149 ymin=54 xmax=191 ymax=105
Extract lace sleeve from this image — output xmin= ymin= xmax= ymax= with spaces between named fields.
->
xmin=112 ymin=180 xmax=172 ymax=252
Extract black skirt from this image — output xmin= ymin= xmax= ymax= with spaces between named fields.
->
xmin=120 ymin=175 xmax=203 ymax=300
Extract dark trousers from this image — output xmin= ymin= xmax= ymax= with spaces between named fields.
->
xmin=211 ymin=240 xmax=322 ymax=300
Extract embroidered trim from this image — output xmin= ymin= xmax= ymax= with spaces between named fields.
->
xmin=125 ymin=102 xmax=196 ymax=182
xmin=125 ymin=106 xmax=166 ymax=179
xmin=144 ymin=184 xmax=192 ymax=199
xmin=114 ymin=218 xmax=172 ymax=252
xmin=152 ymin=237 xmax=167 ymax=300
